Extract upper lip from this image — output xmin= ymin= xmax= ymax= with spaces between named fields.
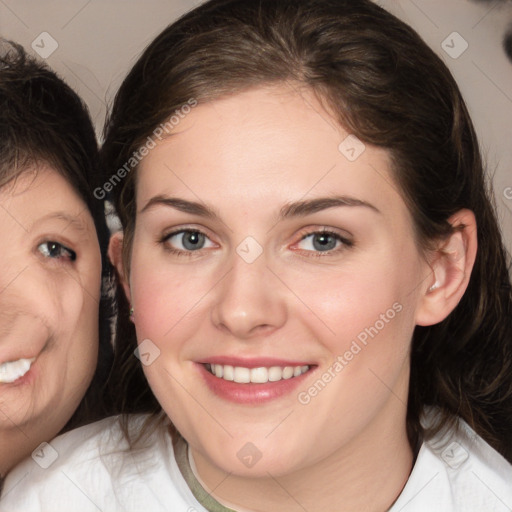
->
xmin=0 ymin=343 xmax=46 ymax=366
xmin=199 ymin=357 xmax=313 ymax=368
xmin=0 ymin=353 xmax=38 ymax=365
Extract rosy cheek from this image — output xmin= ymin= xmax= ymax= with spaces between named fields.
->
xmin=308 ymin=267 xmax=410 ymax=358
xmin=130 ymin=266 xmax=198 ymax=344
xmin=131 ymin=279 xmax=168 ymax=341
xmin=303 ymin=266 xmax=390 ymax=321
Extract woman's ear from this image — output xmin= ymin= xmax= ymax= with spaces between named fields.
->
xmin=108 ymin=231 xmax=131 ymax=304
xmin=415 ymin=209 xmax=478 ymax=326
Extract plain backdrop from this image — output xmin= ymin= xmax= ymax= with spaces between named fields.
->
xmin=1 ymin=0 xmax=511 ymax=256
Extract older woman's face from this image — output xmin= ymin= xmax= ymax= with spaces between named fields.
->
xmin=126 ymin=86 xmax=434 ymax=481
xmin=0 ymin=167 xmax=101 ymax=464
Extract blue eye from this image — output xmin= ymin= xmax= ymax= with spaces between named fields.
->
xmin=38 ymin=241 xmax=76 ymax=261
xmin=164 ymin=230 xmax=215 ymax=252
xmin=296 ymin=232 xmax=349 ymax=253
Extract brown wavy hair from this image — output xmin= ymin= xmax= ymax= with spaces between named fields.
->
xmin=102 ymin=0 xmax=512 ymax=459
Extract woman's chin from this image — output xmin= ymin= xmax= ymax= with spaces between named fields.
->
xmin=191 ymin=437 xmax=306 ymax=480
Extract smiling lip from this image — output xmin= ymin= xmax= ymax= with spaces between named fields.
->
xmin=0 ymin=341 xmax=47 ymax=369
xmin=0 ymin=357 xmax=35 ymax=383
xmin=0 ymin=357 xmax=38 ymax=387
xmin=0 ymin=344 xmax=47 ymax=386
xmin=197 ymin=358 xmax=315 ymax=404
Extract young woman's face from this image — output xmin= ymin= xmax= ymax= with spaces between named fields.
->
xmin=128 ymin=86 xmax=433 ymax=478
xmin=0 ymin=167 xmax=101 ymax=447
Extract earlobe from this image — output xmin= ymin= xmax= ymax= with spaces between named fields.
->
xmin=416 ymin=209 xmax=477 ymax=326
xmin=108 ymin=231 xmax=131 ymax=303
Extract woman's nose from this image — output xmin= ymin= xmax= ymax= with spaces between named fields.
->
xmin=210 ymin=251 xmax=288 ymax=340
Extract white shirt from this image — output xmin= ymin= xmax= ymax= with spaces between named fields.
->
xmin=1 ymin=414 xmax=511 ymax=511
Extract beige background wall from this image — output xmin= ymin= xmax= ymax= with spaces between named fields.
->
xmin=1 ymin=0 xmax=511 ymax=255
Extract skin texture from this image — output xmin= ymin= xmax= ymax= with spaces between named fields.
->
xmin=111 ymin=85 xmax=477 ymax=512
xmin=0 ymin=167 xmax=101 ymax=475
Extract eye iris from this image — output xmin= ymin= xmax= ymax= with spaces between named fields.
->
xmin=313 ymin=233 xmax=337 ymax=251
xmin=183 ymin=231 xmax=205 ymax=250
xmin=43 ymin=242 xmax=76 ymax=261
xmin=48 ymin=242 xmax=61 ymax=257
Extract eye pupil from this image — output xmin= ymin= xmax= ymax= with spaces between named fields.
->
xmin=48 ymin=242 xmax=60 ymax=257
xmin=313 ymin=233 xmax=337 ymax=251
xmin=38 ymin=241 xmax=76 ymax=261
xmin=183 ymin=231 xmax=205 ymax=250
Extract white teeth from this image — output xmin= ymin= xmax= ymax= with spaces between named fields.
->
xmin=282 ymin=366 xmax=294 ymax=379
xmin=208 ymin=363 xmax=309 ymax=383
xmin=0 ymin=357 xmax=35 ymax=384
xmin=250 ymin=367 xmax=268 ymax=383
xmin=223 ymin=365 xmax=234 ymax=381
xmin=268 ymin=366 xmax=282 ymax=382
xmin=234 ymin=366 xmax=251 ymax=383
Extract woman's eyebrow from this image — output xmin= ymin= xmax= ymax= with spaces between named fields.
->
xmin=139 ymin=195 xmax=380 ymax=220
xmin=140 ymin=195 xmax=218 ymax=219
xmin=32 ymin=211 xmax=87 ymax=232
xmin=279 ymin=196 xmax=381 ymax=218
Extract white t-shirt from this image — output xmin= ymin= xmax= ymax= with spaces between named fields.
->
xmin=1 ymin=414 xmax=511 ymax=511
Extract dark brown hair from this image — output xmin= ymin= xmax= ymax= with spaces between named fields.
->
xmin=0 ymin=40 xmax=114 ymax=430
xmin=102 ymin=0 xmax=512 ymax=459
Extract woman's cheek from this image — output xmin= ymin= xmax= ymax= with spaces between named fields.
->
xmin=294 ymin=265 xmax=391 ymax=325
xmin=131 ymin=268 xmax=197 ymax=342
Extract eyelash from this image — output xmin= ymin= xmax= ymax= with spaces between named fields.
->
xmin=292 ymin=229 xmax=353 ymax=258
xmin=160 ymin=228 xmax=353 ymax=258
xmin=160 ymin=229 xmax=216 ymax=258
xmin=37 ymin=241 xmax=77 ymax=263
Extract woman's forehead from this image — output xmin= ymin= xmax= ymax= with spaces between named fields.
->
xmin=135 ymin=87 xmax=400 ymax=214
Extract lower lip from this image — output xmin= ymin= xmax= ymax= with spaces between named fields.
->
xmin=198 ymin=364 xmax=314 ymax=404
